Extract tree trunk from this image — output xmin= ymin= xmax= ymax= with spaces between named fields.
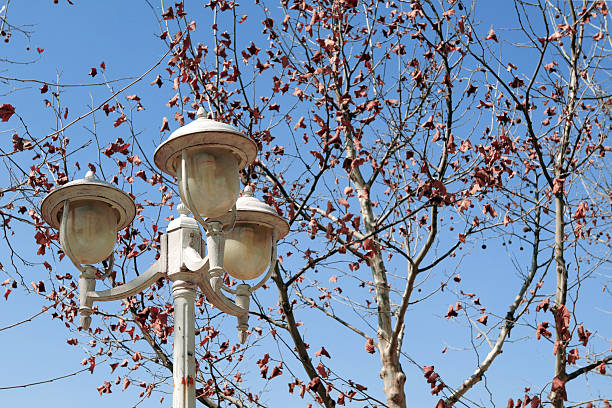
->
xmin=550 ymin=194 xmax=568 ymax=408
xmin=369 ymin=249 xmax=407 ymax=408
xmin=550 ymin=2 xmax=581 ymax=405
xmin=380 ymin=350 xmax=407 ymax=407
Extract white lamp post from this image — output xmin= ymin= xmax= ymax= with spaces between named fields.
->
xmin=40 ymin=108 xmax=288 ymax=408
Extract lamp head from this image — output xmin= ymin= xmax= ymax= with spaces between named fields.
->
xmin=153 ymin=108 xmax=258 ymax=219
xmin=40 ymin=171 xmax=136 ymax=265
xmin=218 ymin=186 xmax=289 ymax=281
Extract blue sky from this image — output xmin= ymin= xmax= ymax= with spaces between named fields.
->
xmin=0 ymin=1 xmax=610 ymax=407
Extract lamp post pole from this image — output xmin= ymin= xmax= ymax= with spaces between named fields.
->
xmin=172 ymin=279 xmax=197 ymax=408
xmin=167 ymin=203 xmax=201 ymax=408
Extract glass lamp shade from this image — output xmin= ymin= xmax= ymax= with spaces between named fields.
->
xmin=223 ymin=223 xmax=273 ymax=281
xmin=177 ymin=147 xmax=239 ymax=219
xmin=63 ymin=200 xmax=118 ymax=265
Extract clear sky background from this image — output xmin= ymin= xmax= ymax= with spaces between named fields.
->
xmin=0 ymin=1 xmax=609 ymax=408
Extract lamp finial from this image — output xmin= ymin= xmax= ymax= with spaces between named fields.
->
xmin=196 ymin=106 xmax=207 ymax=119
xmin=242 ymin=185 xmax=254 ymax=197
xmin=177 ymin=201 xmax=190 ymax=217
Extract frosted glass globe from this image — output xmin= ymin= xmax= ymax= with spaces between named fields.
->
xmin=64 ymin=200 xmax=118 ymax=265
xmin=224 ymin=224 xmax=272 ymax=281
xmin=177 ymin=147 xmax=239 ymax=219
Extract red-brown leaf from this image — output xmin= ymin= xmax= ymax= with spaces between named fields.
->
xmin=151 ymin=75 xmax=163 ymax=88
xmin=365 ymin=338 xmax=376 ymax=354
xmin=445 ymin=305 xmax=458 ymax=318
xmin=114 ymin=113 xmax=126 ymax=127
xmin=485 ymin=29 xmax=498 ymax=42
xmin=577 ymin=325 xmax=591 ymax=346
xmin=0 ymin=104 xmax=15 ymax=122
xmin=269 ymin=364 xmax=282 ymax=379
xmin=316 ymin=362 xmax=328 ymax=378
xmin=551 ymin=376 xmax=567 ymax=401
xmin=315 ymin=346 xmax=331 ymax=358
xmin=160 ymin=117 xmax=170 ymax=132
xmin=162 ymin=6 xmax=174 ymax=20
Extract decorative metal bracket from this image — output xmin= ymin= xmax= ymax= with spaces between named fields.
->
xmin=75 ymin=205 xmax=276 ymax=343
xmin=78 ymin=236 xmax=167 ymax=329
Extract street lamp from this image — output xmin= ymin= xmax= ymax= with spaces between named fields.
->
xmin=40 ymin=107 xmax=288 ymax=408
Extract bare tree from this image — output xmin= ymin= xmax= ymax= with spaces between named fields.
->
xmin=0 ymin=1 xmax=609 ymax=407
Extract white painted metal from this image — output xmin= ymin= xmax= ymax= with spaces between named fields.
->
xmin=216 ymin=185 xmax=290 ymax=239
xmin=154 ymin=107 xmax=257 ymax=176
xmin=172 ymin=280 xmax=197 ymax=408
xmin=86 ymin=262 xmax=165 ymax=302
xmin=78 ymin=266 xmax=96 ymax=329
xmin=41 ymin=170 xmax=135 ymax=230
xmin=234 ymin=284 xmax=251 ymax=344
xmin=40 ymin=108 xmax=291 ymax=408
